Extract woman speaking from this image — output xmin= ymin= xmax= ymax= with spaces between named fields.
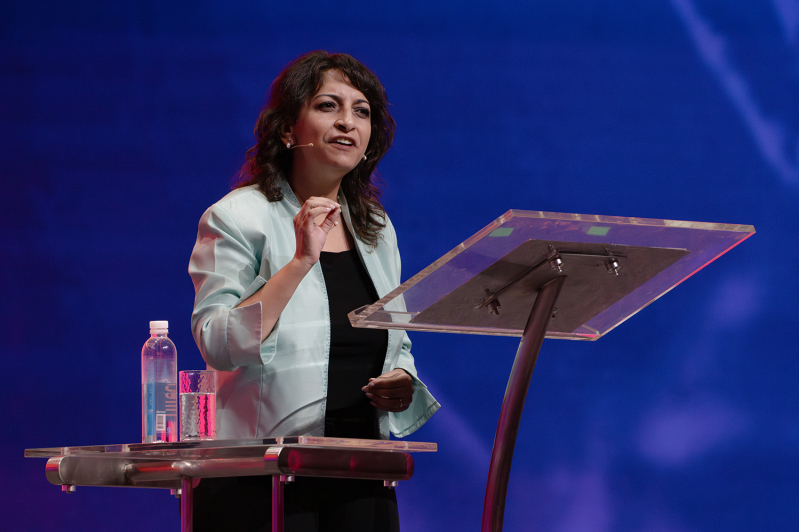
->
xmin=188 ymin=50 xmax=439 ymax=531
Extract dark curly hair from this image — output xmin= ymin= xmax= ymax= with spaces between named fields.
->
xmin=236 ymin=51 xmax=396 ymax=248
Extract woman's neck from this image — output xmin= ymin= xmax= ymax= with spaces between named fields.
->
xmin=288 ymin=170 xmax=343 ymax=204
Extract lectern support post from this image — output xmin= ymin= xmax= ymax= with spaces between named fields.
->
xmin=482 ymin=276 xmax=566 ymax=532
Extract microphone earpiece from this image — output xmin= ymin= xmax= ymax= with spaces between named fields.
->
xmin=288 ymin=143 xmax=313 ymax=149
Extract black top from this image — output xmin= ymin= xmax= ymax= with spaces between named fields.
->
xmin=319 ymin=249 xmax=388 ymax=439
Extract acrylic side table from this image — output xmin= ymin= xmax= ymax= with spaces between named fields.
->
xmin=26 ymin=437 xmax=436 ymax=532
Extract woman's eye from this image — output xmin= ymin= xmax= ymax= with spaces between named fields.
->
xmin=355 ymin=108 xmax=370 ymax=118
xmin=318 ymin=101 xmax=336 ymax=111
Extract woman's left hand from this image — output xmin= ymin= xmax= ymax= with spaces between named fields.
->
xmin=362 ymin=369 xmax=414 ymax=412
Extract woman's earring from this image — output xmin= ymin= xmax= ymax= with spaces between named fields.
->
xmin=362 ymin=154 xmax=367 ymax=161
xmin=286 ymin=135 xmax=292 ymax=149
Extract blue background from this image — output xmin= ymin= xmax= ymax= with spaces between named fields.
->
xmin=3 ymin=1 xmax=798 ymax=530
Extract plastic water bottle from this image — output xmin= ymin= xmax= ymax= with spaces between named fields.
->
xmin=141 ymin=321 xmax=178 ymax=443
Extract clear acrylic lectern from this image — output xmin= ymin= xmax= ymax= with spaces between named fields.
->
xmin=349 ymin=210 xmax=755 ymax=532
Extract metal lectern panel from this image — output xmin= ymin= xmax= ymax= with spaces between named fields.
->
xmin=349 ymin=210 xmax=754 ymax=340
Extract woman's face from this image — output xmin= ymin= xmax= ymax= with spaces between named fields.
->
xmin=287 ymin=69 xmax=372 ymax=182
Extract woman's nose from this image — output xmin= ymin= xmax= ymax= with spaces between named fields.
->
xmin=336 ymin=112 xmax=355 ymax=131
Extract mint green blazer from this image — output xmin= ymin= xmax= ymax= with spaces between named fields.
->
xmin=189 ymin=179 xmax=439 ymax=439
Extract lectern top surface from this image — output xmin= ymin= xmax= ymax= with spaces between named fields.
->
xmin=25 ymin=437 xmax=437 ymax=459
xmin=349 ymin=210 xmax=754 ymax=340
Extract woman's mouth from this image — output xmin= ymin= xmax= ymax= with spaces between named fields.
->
xmin=330 ymin=137 xmax=355 ymax=147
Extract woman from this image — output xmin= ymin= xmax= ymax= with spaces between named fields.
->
xmin=188 ymin=51 xmax=439 ymax=531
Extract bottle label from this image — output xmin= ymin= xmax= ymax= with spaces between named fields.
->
xmin=144 ymin=381 xmax=178 ymax=442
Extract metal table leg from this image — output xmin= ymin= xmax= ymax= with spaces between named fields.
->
xmin=481 ymin=276 xmax=566 ymax=532
xmin=180 ymin=477 xmax=193 ymax=532
xmin=272 ymin=474 xmax=294 ymax=532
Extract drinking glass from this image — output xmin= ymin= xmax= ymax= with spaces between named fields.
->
xmin=179 ymin=370 xmax=216 ymax=441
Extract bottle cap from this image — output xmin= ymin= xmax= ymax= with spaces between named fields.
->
xmin=149 ymin=320 xmax=169 ymax=333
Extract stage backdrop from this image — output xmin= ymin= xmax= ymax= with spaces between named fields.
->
xmin=3 ymin=1 xmax=797 ymax=531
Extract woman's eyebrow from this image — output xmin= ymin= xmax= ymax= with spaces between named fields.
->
xmin=313 ymin=93 xmax=340 ymax=102
xmin=313 ymin=94 xmax=370 ymax=106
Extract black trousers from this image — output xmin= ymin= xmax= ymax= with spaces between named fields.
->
xmin=192 ymin=474 xmax=400 ymax=532
xmin=193 ymin=405 xmax=396 ymax=531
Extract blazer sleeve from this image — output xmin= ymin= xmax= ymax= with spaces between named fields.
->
xmin=188 ymin=203 xmax=280 ymax=371
xmin=382 ymin=218 xmax=441 ymax=437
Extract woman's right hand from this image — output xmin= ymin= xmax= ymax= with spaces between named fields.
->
xmin=293 ymin=197 xmax=341 ymax=266
xmin=237 ymin=196 xmax=341 ymax=342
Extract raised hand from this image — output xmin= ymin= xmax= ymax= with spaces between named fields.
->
xmin=293 ymin=197 xmax=341 ymax=266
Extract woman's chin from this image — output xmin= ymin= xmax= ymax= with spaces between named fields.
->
xmin=316 ymin=154 xmax=362 ymax=175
